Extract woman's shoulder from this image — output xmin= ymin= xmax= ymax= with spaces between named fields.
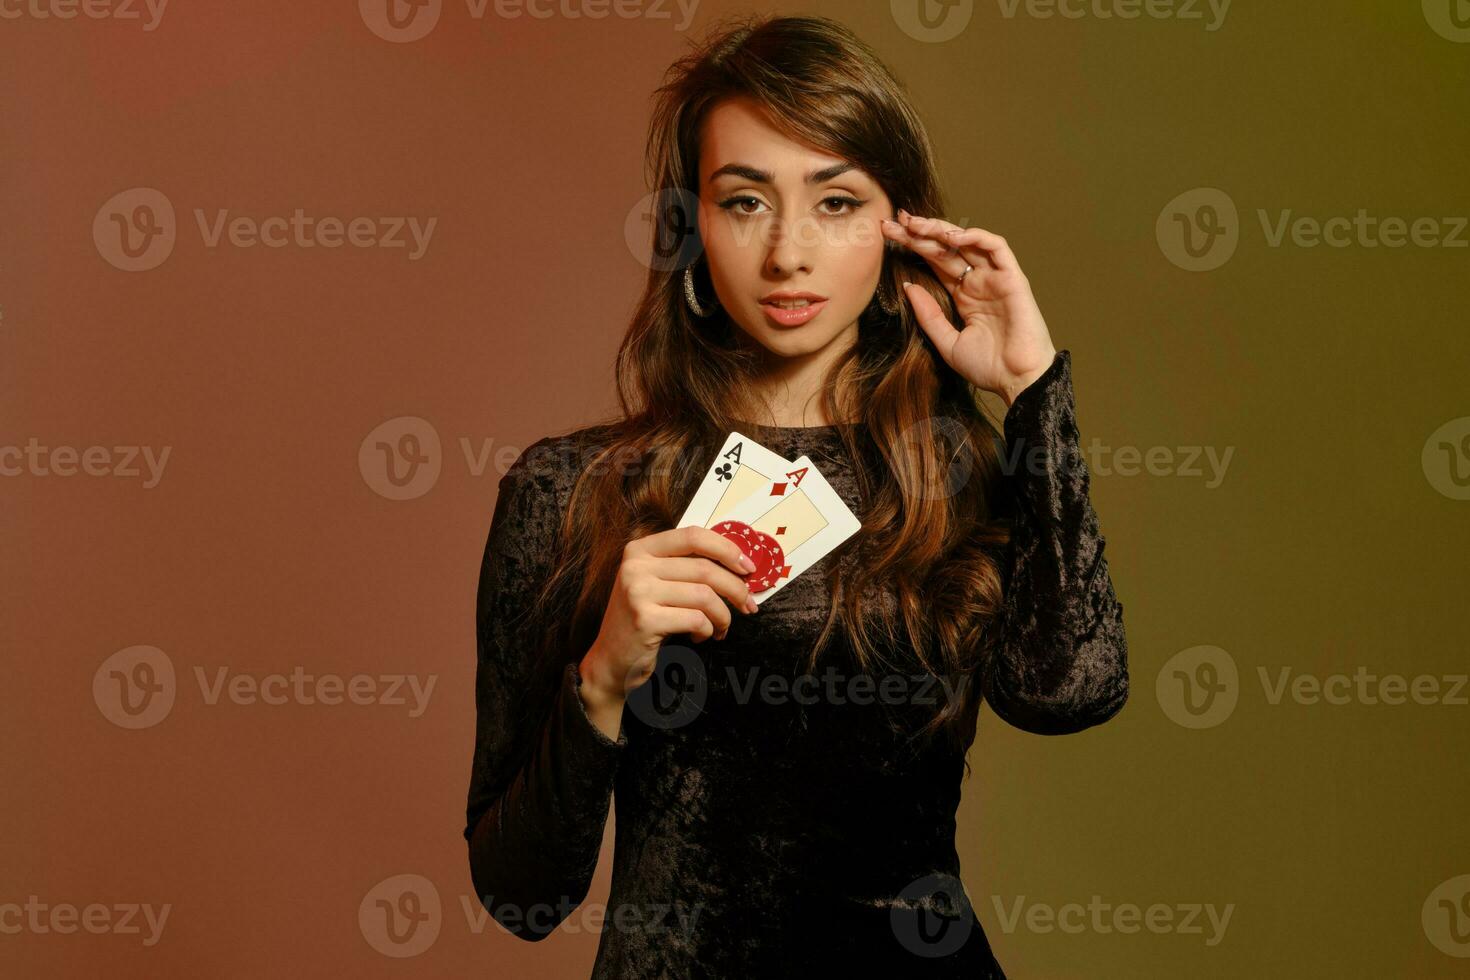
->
xmin=485 ymin=421 xmax=624 ymax=561
xmin=498 ymin=420 xmax=624 ymax=500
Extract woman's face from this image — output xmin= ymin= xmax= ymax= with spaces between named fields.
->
xmin=697 ymin=97 xmax=893 ymax=360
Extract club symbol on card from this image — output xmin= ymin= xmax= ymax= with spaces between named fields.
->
xmin=714 ymin=463 xmax=734 ymax=482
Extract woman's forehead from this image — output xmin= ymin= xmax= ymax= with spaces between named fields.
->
xmin=700 ymin=100 xmax=857 ymax=182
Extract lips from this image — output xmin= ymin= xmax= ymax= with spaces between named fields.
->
xmin=760 ymin=299 xmax=827 ymax=327
xmin=760 ymin=291 xmax=827 ymax=306
xmin=760 ymin=291 xmax=829 ymax=327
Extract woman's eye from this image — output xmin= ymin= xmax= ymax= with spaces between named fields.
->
xmin=717 ymin=195 xmax=765 ymax=216
xmin=820 ymin=196 xmax=864 ymax=216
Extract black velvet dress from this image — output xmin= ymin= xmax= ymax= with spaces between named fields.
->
xmin=465 ymin=349 xmax=1130 ymax=978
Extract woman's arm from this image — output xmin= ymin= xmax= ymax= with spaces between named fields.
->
xmin=464 ymin=440 xmax=627 ymax=940
xmin=981 ymin=349 xmax=1131 ymax=734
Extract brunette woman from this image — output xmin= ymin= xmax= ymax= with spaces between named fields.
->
xmin=465 ymin=14 xmax=1129 ymax=978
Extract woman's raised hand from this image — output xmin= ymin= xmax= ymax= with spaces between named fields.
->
xmin=882 ymin=209 xmax=1059 ymax=407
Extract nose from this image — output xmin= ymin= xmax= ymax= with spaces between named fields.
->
xmin=764 ymin=213 xmax=812 ymax=277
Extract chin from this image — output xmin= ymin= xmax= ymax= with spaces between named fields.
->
xmin=736 ymin=314 xmax=854 ymax=358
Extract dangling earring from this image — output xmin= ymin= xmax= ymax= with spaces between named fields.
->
xmin=872 ymin=278 xmax=901 ymax=317
xmin=683 ymin=263 xmax=719 ymax=317
xmin=873 ymin=247 xmax=904 ymax=317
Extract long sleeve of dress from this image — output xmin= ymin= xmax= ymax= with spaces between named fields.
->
xmin=980 ymin=349 xmax=1131 ymax=735
xmin=464 ymin=442 xmax=628 ymax=940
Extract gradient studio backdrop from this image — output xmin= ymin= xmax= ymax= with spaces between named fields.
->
xmin=3 ymin=2 xmax=1467 ymax=977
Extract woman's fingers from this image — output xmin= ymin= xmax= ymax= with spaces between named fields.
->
xmin=901 ymin=281 xmax=962 ymax=360
xmin=941 ymin=226 xmax=1019 ymax=275
xmin=656 ymin=556 xmax=757 ymax=615
xmin=637 ymin=603 xmax=718 ymax=643
xmin=626 ymin=527 xmax=759 ymax=640
xmin=885 ymin=211 xmax=1021 ymax=290
xmin=882 ymin=214 xmax=970 ymax=282
xmin=649 ymin=580 xmax=735 ymax=641
xmin=633 ymin=525 xmax=757 ymax=577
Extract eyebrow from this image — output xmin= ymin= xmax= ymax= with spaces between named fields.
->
xmin=706 ymin=161 xmax=860 ymax=185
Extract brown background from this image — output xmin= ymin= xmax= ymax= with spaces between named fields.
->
xmin=4 ymin=1 xmax=1468 ymax=976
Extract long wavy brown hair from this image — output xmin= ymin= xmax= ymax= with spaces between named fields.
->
xmin=518 ymin=13 xmax=1012 ymax=763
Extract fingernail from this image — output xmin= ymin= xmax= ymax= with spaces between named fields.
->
xmin=897 ymin=208 xmax=910 ymax=220
xmin=740 ymin=555 xmax=756 ymax=572
xmin=746 ymin=597 xmax=760 ymax=613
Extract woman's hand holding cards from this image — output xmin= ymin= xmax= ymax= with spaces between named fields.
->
xmin=578 ymin=526 xmax=759 ymax=726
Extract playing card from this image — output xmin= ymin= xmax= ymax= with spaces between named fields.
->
xmin=676 ymin=431 xmax=799 ymax=529
xmin=707 ymin=454 xmax=861 ymax=605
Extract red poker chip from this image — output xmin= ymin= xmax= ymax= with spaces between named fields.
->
xmin=712 ymin=520 xmax=789 ymax=594
xmin=747 ymin=533 xmax=786 ymax=592
xmin=712 ymin=520 xmax=767 ymax=575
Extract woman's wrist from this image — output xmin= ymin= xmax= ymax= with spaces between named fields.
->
xmin=999 ymin=349 xmax=1058 ymax=409
xmin=578 ymin=646 xmax=626 ymax=710
xmin=575 ymin=647 xmax=627 ymax=744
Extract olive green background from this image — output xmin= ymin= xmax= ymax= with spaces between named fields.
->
xmin=2 ymin=1 xmax=1466 ymax=976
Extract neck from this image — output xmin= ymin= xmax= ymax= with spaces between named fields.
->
xmin=740 ymin=323 xmax=858 ymax=427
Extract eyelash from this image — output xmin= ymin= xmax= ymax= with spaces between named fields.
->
xmin=716 ymin=195 xmax=866 ymax=217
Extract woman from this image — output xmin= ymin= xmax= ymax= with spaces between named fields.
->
xmin=464 ymin=14 xmax=1129 ymax=978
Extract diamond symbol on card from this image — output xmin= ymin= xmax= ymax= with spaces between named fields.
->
xmin=776 ymin=526 xmax=786 ymax=535
xmin=769 ymin=482 xmax=787 ymax=496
